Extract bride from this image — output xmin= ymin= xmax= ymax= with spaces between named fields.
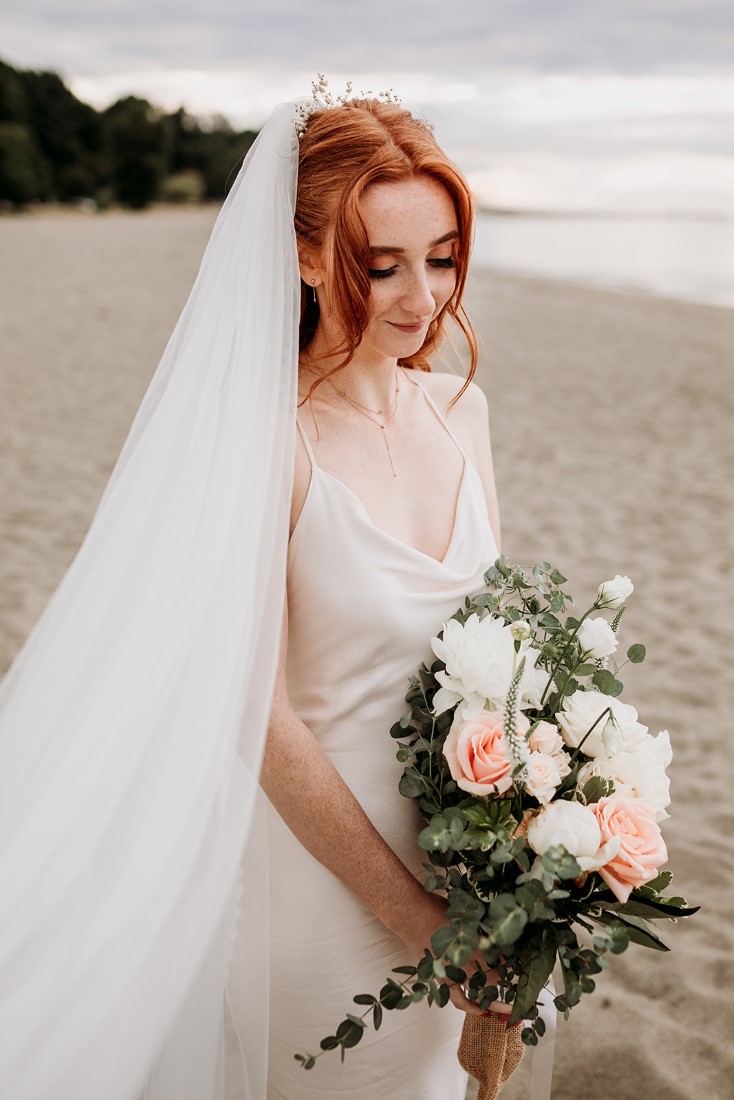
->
xmin=0 ymin=85 xmax=505 ymax=1100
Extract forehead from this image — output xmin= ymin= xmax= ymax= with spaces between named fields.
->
xmin=359 ymin=177 xmax=457 ymax=246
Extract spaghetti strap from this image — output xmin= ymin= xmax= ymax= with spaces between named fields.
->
xmin=400 ymin=367 xmax=467 ymax=458
xmin=295 ymin=415 xmax=317 ymax=469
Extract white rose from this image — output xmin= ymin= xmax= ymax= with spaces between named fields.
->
xmin=526 ymin=799 xmax=620 ymax=871
xmin=596 ymin=575 xmax=634 ymax=610
xmin=524 ymin=752 xmax=562 ymax=804
xmin=557 ymin=691 xmax=647 ymax=758
xmin=577 ymin=617 xmax=619 ymax=660
xmin=578 ymin=730 xmax=672 ymax=821
xmin=431 ymin=614 xmax=547 ymax=717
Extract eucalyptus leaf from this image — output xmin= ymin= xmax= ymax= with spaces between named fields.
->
xmin=592 ymin=669 xmax=617 ymax=693
xmin=398 ymin=770 xmax=423 ymax=798
xmin=431 ymin=924 xmax=457 ymax=957
xmin=488 ymin=895 xmax=528 ymax=947
xmin=627 ymin=644 xmax=646 ymax=663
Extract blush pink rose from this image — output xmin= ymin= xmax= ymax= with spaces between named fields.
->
xmin=524 ymin=752 xmax=562 ymax=804
xmin=443 ymin=710 xmax=524 ymax=796
xmin=528 ymin=720 xmax=565 ymax=757
xmin=589 ymin=796 xmax=668 ymax=902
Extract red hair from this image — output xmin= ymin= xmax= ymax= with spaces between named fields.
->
xmin=295 ymin=99 xmax=477 ymax=402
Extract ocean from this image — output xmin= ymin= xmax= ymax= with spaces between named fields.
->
xmin=472 ymin=212 xmax=734 ymax=309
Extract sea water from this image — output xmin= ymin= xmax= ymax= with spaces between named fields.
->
xmin=472 ymin=212 xmax=734 ymax=309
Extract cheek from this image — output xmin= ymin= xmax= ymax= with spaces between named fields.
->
xmin=366 ymin=281 xmax=400 ymax=320
xmin=434 ymin=269 xmax=458 ymax=305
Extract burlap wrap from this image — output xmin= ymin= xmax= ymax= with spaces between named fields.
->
xmin=458 ymin=1012 xmax=525 ymax=1100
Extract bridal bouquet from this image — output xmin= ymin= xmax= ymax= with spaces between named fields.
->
xmin=296 ymin=559 xmax=697 ymax=1069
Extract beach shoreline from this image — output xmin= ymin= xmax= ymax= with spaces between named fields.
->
xmin=2 ymin=209 xmax=732 ymax=1099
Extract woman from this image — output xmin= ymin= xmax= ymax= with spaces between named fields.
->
xmin=244 ymin=99 xmax=503 ymax=1097
xmin=0 ymin=90 xmax=502 ymax=1100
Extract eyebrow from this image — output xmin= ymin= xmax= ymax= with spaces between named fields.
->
xmin=368 ymin=230 xmax=459 ymax=256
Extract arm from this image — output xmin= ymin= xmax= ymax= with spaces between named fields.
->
xmin=261 ymin=603 xmax=445 ymax=955
xmin=260 ymin=603 xmax=485 ymax=1012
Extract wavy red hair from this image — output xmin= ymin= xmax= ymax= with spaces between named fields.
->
xmin=295 ymin=99 xmax=477 ymax=402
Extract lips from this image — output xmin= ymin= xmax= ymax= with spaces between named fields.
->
xmin=387 ymin=320 xmax=428 ymax=334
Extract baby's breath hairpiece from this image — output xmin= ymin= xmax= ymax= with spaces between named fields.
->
xmin=295 ymin=74 xmax=401 ymax=140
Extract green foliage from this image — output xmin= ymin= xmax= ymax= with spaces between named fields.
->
xmin=0 ymin=56 xmax=258 ymax=207
xmin=160 ymin=168 xmax=206 ymax=204
xmin=295 ymin=557 xmax=698 ymax=1070
xmin=0 ymin=122 xmax=51 ymax=203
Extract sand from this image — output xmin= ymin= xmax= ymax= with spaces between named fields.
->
xmin=1 ymin=207 xmax=732 ymax=1099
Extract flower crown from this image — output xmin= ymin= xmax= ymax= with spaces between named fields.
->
xmin=295 ymin=74 xmax=401 ymax=140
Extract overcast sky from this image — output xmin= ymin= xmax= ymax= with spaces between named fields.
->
xmin=2 ymin=0 xmax=733 ymax=212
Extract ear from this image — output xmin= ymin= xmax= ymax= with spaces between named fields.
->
xmin=298 ymin=245 xmax=324 ymax=289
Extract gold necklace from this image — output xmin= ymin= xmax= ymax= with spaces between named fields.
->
xmin=330 ymin=371 xmax=400 ymax=477
xmin=331 ymin=369 xmax=399 ymax=418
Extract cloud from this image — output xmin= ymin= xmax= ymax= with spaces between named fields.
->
xmin=2 ymin=0 xmax=733 ymax=78
xmin=2 ymin=2 xmax=732 ymax=212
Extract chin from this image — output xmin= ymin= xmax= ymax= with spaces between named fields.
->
xmin=373 ymin=333 xmax=428 ymax=360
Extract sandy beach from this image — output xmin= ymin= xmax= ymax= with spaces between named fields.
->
xmin=1 ymin=207 xmax=733 ymax=1099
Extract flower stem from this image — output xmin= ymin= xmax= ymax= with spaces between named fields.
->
xmin=539 ymin=606 xmax=597 ymax=708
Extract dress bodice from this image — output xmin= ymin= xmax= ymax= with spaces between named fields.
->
xmin=285 ymin=372 xmax=499 ymax=869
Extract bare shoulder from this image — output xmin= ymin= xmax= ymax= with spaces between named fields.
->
xmin=413 ymin=371 xmax=489 ymax=441
xmin=414 ymin=370 xmax=501 ymax=550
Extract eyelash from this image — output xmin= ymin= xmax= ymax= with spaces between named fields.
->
xmin=368 ymin=257 xmax=456 ymax=280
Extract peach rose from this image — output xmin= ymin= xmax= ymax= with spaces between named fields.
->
xmin=590 ymin=796 xmax=668 ymax=902
xmin=443 ymin=710 xmax=524 ymax=796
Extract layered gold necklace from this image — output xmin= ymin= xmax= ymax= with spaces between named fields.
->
xmin=329 ymin=370 xmax=401 ymax=477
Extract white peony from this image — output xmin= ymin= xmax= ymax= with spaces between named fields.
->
xmin=431 ymin=613 xmax=547 ymax=717
xmin=577 ymin=617 xmax=619 ymax=661
xmin=557 ymin=691 xmax=648 ymax=759
xmin=526 ymin=799 xmax=620 ymax=871
xmin=596 ymin=575 xmax=634 ymax=610
xmin=577 ymin=730 xmax=672 ymax=821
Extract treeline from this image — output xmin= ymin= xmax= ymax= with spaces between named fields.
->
xmin=0 ymin=58 xmax=258 ymax=209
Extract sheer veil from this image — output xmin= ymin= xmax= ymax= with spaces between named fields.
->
xmin=0 ymin=100 xmax=301 ymax=1099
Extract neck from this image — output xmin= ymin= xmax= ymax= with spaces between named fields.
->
xmin=301 ymin=338 xmax=401 ymax=410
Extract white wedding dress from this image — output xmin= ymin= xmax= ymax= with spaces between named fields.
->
xmin=229 ymin=372 xmax=499 ymax=1099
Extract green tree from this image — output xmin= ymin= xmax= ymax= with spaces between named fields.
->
xmin=0 ymin=121 xmax=51 ymax=203
xmin=20 ymin=69 xmax=103 ymax=199
xmin=104 ymin=96 xmax=171 ymax=209
xmin=0 ymin=59 xmax=29 ymax=124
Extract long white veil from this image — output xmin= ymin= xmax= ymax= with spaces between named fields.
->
xmin=0 ymin=100 xmax=300 ymax=1100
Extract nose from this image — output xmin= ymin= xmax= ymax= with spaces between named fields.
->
xmin=400 ymin=268 xmax=436 ymax=319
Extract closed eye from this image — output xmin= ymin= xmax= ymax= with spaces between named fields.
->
xmin=369 ymin=257 xmax=456 ymax=280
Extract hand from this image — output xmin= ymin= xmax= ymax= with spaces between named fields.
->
xmin=393 ymin=891 xmax=515 ymax=1021
xmin=444 ymin=950 xmax=513 ymax=1020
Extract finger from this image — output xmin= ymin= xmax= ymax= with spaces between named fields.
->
xmin=447 ymin=984 xmax=485 ymax=1015
xmin=447 ymin=984 xmax=522 ymax=1026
